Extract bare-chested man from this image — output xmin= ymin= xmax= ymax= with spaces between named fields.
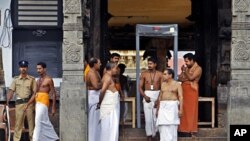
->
xmin=178 ymin=53 xmax=202 ymax=137
xmin=86 ymin=57 xmax=102 ymax=90
xmin=98 ymin=62 xmax=120 ymax=141
xmin=86 ymin=57 xmax=102 ymax=141
xmin=29 ymin=62 xmax=59 ymax=141
xmin=103 ymin=53 xmax=123 ymax=95
xmin=139 ymin=57 xmax=162 ymax=141
xmin=103 ymin=53 xmax=120 ymax=74
xmin=156 ymin=69 xmax=183 ymax=141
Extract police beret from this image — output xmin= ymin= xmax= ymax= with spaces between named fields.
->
xmin=18 ymin=60 xmax=29 ymax=67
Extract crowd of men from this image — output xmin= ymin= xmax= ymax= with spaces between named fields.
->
xmin=0 ymin=53 xmax=202 ymax=141
xmin=86 ymin=52 xmax=202 ymax=141
xmin=1 ymin=51 xmax=201 ymax=141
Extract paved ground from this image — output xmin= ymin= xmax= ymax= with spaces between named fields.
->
xmin=1 ymin=127 xmax=227 ymax=141
xmin=119 ymin=128 xmax=227 ymax=141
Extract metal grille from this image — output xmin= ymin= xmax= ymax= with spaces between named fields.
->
xmin=16 ymin=0 xmax=60 ymax=27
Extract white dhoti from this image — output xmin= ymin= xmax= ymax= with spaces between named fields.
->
xmin=143 ymin=90 xmax=160 ymax=137
xmin=33 ymin=92 xmax=59 ymax=141
xmin=100 ymin=90 xmax=120 ymax=141
xmin=88 ymin=90 xmax=101 ymax=141
xmin=156 ymin=101 xmax=180 ymax=141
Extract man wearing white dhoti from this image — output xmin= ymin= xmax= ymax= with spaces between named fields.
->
xmin=86 ymin=58 xmax=102 ymax=141
xmin=139 ymin=57 xmax=162 ymax=141
xmin=97 ymin=62 xmax=120 ymax=141
xmin=26 ymin=62 xmax=59 ymax=141
xmin=156 ymin=69 xmax=183 ymax=141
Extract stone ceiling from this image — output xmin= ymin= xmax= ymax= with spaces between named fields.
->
xmin=108 ymin=0 xmax=193 ymax=27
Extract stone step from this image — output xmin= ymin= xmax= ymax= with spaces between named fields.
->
xmin=119 ymin=128 xmax=227 ymax=141
xmin=196 ymin=128 xmax=227 ymax=137
xmin=119 ymin=137 xmax=227 ymax=141
xmin=178 ymin=137 xmax=227 ymax=141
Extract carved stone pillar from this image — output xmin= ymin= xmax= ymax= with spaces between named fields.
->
xmin=229 ymin=0 xmax=250 ymax=140
xmin=217 ymin=0 xmax=231 ymax=129
xmin=60 ymin=0 xmax=87 ymax=141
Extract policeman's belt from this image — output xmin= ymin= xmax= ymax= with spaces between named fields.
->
xmin=15 ymin=98 xmax=30 ymax=105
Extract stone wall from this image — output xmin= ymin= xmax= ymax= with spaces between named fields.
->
xmin=228 ymin=0 xmax=250 ymax=140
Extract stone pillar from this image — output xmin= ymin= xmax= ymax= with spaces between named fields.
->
xmin=60 ymin=0 xmax=87 ymax=141
xmin=229 ymin=0 xmax=250 ymax=140
xmin=217 ymin=85 xmax=228 ymax=128
xmin=217 ymin=0 xmax=231 ymax=129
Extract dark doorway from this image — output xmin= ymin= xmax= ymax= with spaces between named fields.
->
xmin=12 ymin=29 xmax=62 ymax=77
xmin=11 ymin=0 xmax=63 ymax=77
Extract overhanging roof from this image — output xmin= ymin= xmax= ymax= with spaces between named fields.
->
xmin=108 ymin=0 xmax=192 ymax=27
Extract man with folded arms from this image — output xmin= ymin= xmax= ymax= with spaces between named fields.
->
xmin=178 ymin=53 xmax=202 ymax=137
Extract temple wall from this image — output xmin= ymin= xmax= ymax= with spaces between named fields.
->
xmin=228 ymin=0 xmax=250 ymax=140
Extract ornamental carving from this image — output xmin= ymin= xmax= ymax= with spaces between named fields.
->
xmin=234 ymin=40 xmax=249 ymax=61
xmin=231 ymin=87 xmax=249 ymax=109
xmin=236 ymin=87 xmax=249 ymax=98
xmin=64 ymin=41 xmax=81 ymax=63
xmin=65 ymin=0 xmax=80 ymax=14
xmin=234 ymin=0 xmax=249 ymax=12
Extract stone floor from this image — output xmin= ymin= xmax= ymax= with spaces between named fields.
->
xmin=119 ymin=128 xmax=227 ymax=141
xmin=1 ymin=127 xmax=227 ymax=141
xmin=1 ymin=101 xmax=227 ymax=141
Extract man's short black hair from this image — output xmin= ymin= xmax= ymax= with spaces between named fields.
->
xmin=111 ymin=53 xmax=121 ymax=58
xmin=166 ymin=68 xmax=175 ymax=78
xmin=118 ymin=63 xmax=126 ymax=74
xmin=147 ymin=57 xmax=157 ymax=64
xmin=89 ymin=58 xmax=98 ymax=68
xmin=37 ymin=62 xmax=47 ymax=68
xmin=183 ymin=53 xmax=195 ymax=61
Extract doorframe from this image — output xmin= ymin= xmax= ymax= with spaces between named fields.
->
xmin=135 ymin=24 xmax=178 ymax=128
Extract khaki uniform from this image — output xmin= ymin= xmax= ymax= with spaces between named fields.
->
xmin=9 ymin=75 xmax=36 ymax=141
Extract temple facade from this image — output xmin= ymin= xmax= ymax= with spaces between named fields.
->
xmin=0 ymin=0 xmax=250 ymax=140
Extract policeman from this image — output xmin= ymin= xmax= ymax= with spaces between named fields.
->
xmin=6 ymin=60 xmax=36 ymax=141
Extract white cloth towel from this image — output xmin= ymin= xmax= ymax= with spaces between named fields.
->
xmin=157 ymin=101 xmax=180 ymax=141
xmin=156 ymin=101 xmax=180 ymax=125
